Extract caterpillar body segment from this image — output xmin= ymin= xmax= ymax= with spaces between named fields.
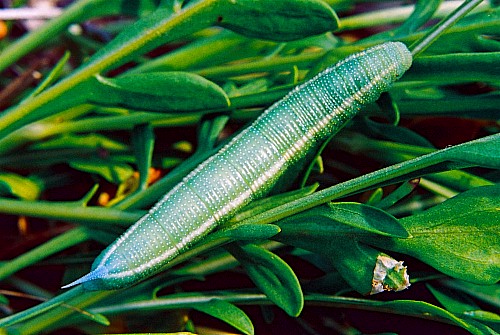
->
xmin=63 ymin=42 xmax=412 ymax=290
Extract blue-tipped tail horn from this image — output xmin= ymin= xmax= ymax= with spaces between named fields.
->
xmin=61 ymin=265 xmax=108 ymax=289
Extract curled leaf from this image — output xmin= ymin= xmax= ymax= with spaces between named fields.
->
xmin=371 ymin=255 xmax=410 ymax=295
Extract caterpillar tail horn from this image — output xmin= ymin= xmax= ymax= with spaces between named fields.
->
xmin=61 ymin=265 xmax=108 ymax=289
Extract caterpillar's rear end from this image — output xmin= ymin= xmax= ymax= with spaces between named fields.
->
xmin=63 ymin=42 xmax=412 ymax=291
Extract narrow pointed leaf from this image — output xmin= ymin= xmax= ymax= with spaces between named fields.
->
xmin=207 ymin=224 xmax=281 ymax=243
xmin=374 ymin=180 xmax=419 ymax=209
xmin=306 ymin=295 xmax=496 ymax=335
xmin=426 ymin=284 xmax=500 ymax=323
xmin=31 ymin=133 xmax=128 ymax=151
xmin=440 ymin=279 xmax=500 ymax=309
xmin=131 ymin=123 xmax=155 ymax=190
xmin=276 ymin=202 xmax=409 ymax=239
xmin=193 ymin=299 xmax=254 ymax=335
xmin=227 ymin=243 xmax=303 ymax=317
xmin=196 ymin=115 xmax=230 ymax=153
xmin=69 ymin=159 xmax=134 ymax=184
xmin=443 ymin=133 xmax=500 ymax=169
xmin=325 ymin=202 xmax=410 ymax=238
xmin=0 ymin=173 xmax=41 ymax=200
xmin=78 ymin=311 xmax=110 ymax=326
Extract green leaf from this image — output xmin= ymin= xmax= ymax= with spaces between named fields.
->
xmin=89 ymin=72 xmax=230 ymax=112
xmin=31 ymin=133 xmax=128 ymax=151
xmin=325 ymin=239 xmax=409 ymax=295
xmin=405 ymin=52 xmax=500 ymax=84
xmin=366 ymin=187 xmax=384 ymax=205
xmin=306 ymin=295 xmax=497 ymax=335
xmin=0 ymin=173 xmax=41 ymax=200
xmin=30 ymin=51 xmax=72 ymax=98
xmin=368 ymin=184 xmax=500 ymax=284
xmin=208 ymin=223 xmax=281 ymax=243
xmin=227 ymin=243 xmax=303 ymax=317
xmin=196 ymin=114 xmax=230 ymax=154
xmin=426 ymin=170 xmax=494 ymax=193
xmin=69 ymin=159 xmax=134 ymax=184
xmin=362 ymin=118 xmax=435 ymax=148
xmin=193 ymin=299 xmax=254 ymax=335
xmin=427 ymin=284 xmax=479 ymax=313
xmin=373 ymin=180 xmax=419 ymax=210
xmin=78 ymin=311 xmax=110 ymax=327
xmin=276 ymin=202 xmax=409 ymax=239
xmin=440 ymin=279 xmax=500 ymax=309
xmin=231 ymin=183 xmax=319 ymax=223
xmin=398 ymin=0 xmax=444 ymax=35
xmin=443 ymin=133 xmax=500 ymax=169
xmin=427 ymin=284 xmax=500 ymax=323
xmin=217 ymin=0 xmax=339 ymax=41
xmin=327 ymin=202 xmax=410 ymax=238
xmin=131 ymin=123 xmax=155 ymax=190
xmin=276 ymin=222 xmax=409 ymax=295
xmin=0 ymin=227 xmax=93 ymax=282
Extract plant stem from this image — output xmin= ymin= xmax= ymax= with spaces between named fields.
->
xmin=240 ymin=134 xmax=499 ymax=226
xmin=0 ymin=198 xmax=142 ymax=225
xmin=0 ymin=227 xmax=91 ymax=281
xmin=338 ymin=0 xmax=488 ymax=32
xmin=410 ymin=0 xmax=485 ymax=56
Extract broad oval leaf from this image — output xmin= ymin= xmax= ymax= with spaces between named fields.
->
xmin=368 ymin=184 xmax=500 ymax=285
xmin=89 ymin=72 xmax=230 ymax=112
xmin=218 ymin=0 xmax=339 ymax=41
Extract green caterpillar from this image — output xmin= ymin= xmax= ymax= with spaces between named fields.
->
xmin=63 ymin=41 xmax=412 ymax=290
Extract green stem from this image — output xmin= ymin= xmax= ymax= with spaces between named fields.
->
xmin=197 ymin=52 xmax=322 ymax=79
xmin=338 ymin=0 xmax=488 ymax=32
xmin=239 ymin=135 xmax=498 ymax=226
xmin=0 ymin=198 xmax=142 ymax=225
xmin=0 ymin=286 xmax=114 ymax=334
xmin=410 ymin=0 xmax=485 ymax=56
xmin=0 ymin=227 xmax=91 ymax=281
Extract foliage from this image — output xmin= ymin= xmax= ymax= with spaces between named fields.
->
xmin=0 ymin=0 xmax=498 ymax=334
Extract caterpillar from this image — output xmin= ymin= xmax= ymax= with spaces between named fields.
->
xmin=63 ymin=41 xmax=412 ymax=290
